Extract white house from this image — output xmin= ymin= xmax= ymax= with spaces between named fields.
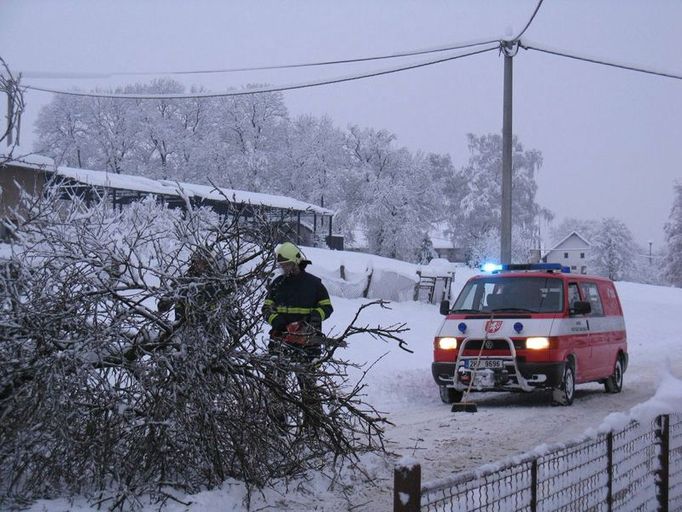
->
xmin=543 ymin=231 xmax=591 ymax=274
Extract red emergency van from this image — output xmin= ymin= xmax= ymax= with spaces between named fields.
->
xmin=432 ymin=263 xmax=628 ymax=406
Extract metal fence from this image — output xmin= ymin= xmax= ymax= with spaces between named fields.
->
xmin=394 ymin=413 xmax=682 ymax=512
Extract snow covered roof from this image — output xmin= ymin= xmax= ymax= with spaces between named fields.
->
xmin=3 ymin=151 xmax=334 ymax=216
xmin=546 ymin=231 xmax=591 ymax=253
xmin=430 ymin=236 xmax=453 ymax=250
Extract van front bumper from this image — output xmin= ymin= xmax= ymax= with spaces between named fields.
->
xmin=432 ymin=360 xmax=566 ymax=390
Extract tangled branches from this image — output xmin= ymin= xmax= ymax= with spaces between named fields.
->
xmin=0 ymin=190 xmax=409 ymax=509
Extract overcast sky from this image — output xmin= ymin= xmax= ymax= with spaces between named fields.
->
xmin=1 ymin=0 xmax=680 ymax=250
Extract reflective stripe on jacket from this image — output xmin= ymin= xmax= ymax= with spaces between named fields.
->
xmin=262 ymin=270 xmax=333 ymax=331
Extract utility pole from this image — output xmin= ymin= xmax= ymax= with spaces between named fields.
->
xmin=500 ymin=41 xmax=517 ymax=264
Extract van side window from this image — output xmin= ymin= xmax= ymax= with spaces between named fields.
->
xmin=579 ymin=282 xmax=604 ymax=316
xmin=568 ymin=283 xmax=581 ymax=309
xmin=599 ymin=282 xmax=622 ymax=316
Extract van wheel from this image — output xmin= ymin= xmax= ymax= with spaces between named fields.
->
xmin=439 ymin=386 xmax=463 ymax=404
xmin=604 ymin=356 xmax=624 ymax=393
xmin=552 ymin=361 xmax=575 ymax=406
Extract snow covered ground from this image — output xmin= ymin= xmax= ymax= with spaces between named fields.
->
xmin=23 ymin=252 xmax=682 ymax=511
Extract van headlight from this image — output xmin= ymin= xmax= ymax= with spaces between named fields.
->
xmin=437 ymin=337 xmax=458 ymax=350
xmin=526 ymin=337 xmax=550 ymax=350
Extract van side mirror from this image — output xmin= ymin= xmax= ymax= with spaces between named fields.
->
xmin=571 ymin=300 xmax=591 ymax=315
xmin=439 ymin=300 xmax=450 ymax=316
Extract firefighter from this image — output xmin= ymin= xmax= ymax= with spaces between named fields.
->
xmin=158 ymin=247 xmax=223 ymax=331
xmin=262 ymin=241 xmax=333 ymax=430
xmin=262 ymin=242 xmax=333 ymax=343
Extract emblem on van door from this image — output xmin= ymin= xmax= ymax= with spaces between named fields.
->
xmin=485 ymin=320 xmax=503 ymax=334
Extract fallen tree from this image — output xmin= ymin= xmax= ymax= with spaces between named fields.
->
xmin=0 ymin=188 xmax=409 ymax=510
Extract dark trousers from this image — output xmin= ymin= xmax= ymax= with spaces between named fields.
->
xmin=268 ymin=340 xmax=323 ymax=430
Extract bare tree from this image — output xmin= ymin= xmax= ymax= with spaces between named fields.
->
xmin=0 ymin=189 xmax=409 ymax=510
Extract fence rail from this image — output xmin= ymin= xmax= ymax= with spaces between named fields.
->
xmin=394 ymin=413 xmax=682 ymax=512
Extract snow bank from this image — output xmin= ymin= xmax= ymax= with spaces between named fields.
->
xmin=303 ymin=246 xmax=470 ymax=302
xmin=596 ymin=369 xmax=682 ymax=434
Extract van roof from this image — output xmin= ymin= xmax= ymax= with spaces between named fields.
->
xmin=473 ymin=270 xmax=615 ymax=284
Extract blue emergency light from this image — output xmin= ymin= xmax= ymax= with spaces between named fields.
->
xmin=481 ymin=262 xmax=502 ymax=273
xmin=482 ymin=263 xmax=571 ymax=274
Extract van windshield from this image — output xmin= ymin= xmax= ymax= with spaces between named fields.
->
xmin=452 ymin=276 xmax=564 ymax=313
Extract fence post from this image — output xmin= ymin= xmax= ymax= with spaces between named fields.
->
xmin=606 ymin=431 xmax=613 ymax=512
xmin=530 ymin=458 xmax=538 ymax=512
xmin=656 ymin=414 xmax=669 ymax=511
xmin=394 ymin=462 xmax=421 ymax=512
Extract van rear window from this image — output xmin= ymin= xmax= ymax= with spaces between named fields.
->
xmin=453 ymin=277 xmax=564 ymax=313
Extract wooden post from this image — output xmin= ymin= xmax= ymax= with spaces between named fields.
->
xmin=394 ymin=462 xmax=421 ymax=512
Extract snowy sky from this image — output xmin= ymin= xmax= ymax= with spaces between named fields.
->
xmin=1 ymin=0 xmax=681 ymax=249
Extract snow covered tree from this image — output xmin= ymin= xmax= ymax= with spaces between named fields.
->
xmin=467 ymin=225 xmax=541 ymax=268
xmin=664 ymin=182 xmax=682 ymax=286
xmin=445 ymin=133 xmax=551 ymax=265
xmin=125 ymin=79 xmax=196 ymax=179
xmin=273 ymin=114 xmax=348 ymax=205
xmin=0 ymin=190 xmax=408 ymax=509
xmin=85 ymin=95 xmax=141 ymax=173
xmin=35 ymin=94 xmax=99 ymax=169
xmin=337 ymin=127 xmax=441 ymax=261
xmin=588 ymin=217 xmax=636 ymax=281
xmin=549 ymin=217 xmax=597 ymax=246
xmin=209 ymin=86 xmax=289 ymax=191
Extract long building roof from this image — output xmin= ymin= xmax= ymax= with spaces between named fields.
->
xmin=4 ymin=151 xmax=334 ymax=216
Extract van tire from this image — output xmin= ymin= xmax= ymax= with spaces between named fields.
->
xmin=552 ymin=361 xmax=575 ymax=406
xmin=604 ymin=356 xmax=624 ymax=393
xmin=439 ymin=386 xmax=463 ymax=404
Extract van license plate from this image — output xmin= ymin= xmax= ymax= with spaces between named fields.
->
xmin=467 ymin=359 xmax=504 ymax=369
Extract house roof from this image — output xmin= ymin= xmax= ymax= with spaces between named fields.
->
xmin=545 ymin=231 xmax=591 ymax=255
xmin=3 ymin=151 xmax=334 ymax=216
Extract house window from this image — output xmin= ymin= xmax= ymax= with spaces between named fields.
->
xmin=580 ymin=252 xmax=585 ymax=259
xmin=581 ymin=266 xmax=587 ymax=274
xmin=571 ymin=265 xmax=577 ymax=271
xmin=564 ymin=252 xmax=569 ymax=259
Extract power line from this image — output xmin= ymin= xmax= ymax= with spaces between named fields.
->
xmin=513 ymin=0 xmax=545 ymax=41
xmin=21 ymin=44 xmax=501 ymax=100
xmin=521 ymin=41 xmax=682 ymax=80
xmin=18 ymin=38 xmax=500 ymax=79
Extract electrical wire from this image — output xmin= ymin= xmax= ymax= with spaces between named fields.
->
xmin=19 ymin=38 xmax=500 ymax=80
xmin=512 ymin=0 xmax=545 ymax=41
xmin=21 ymin=44 xmax=501 ymax=100
xmin=521 ymin=42 xmax=682 ymax=80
